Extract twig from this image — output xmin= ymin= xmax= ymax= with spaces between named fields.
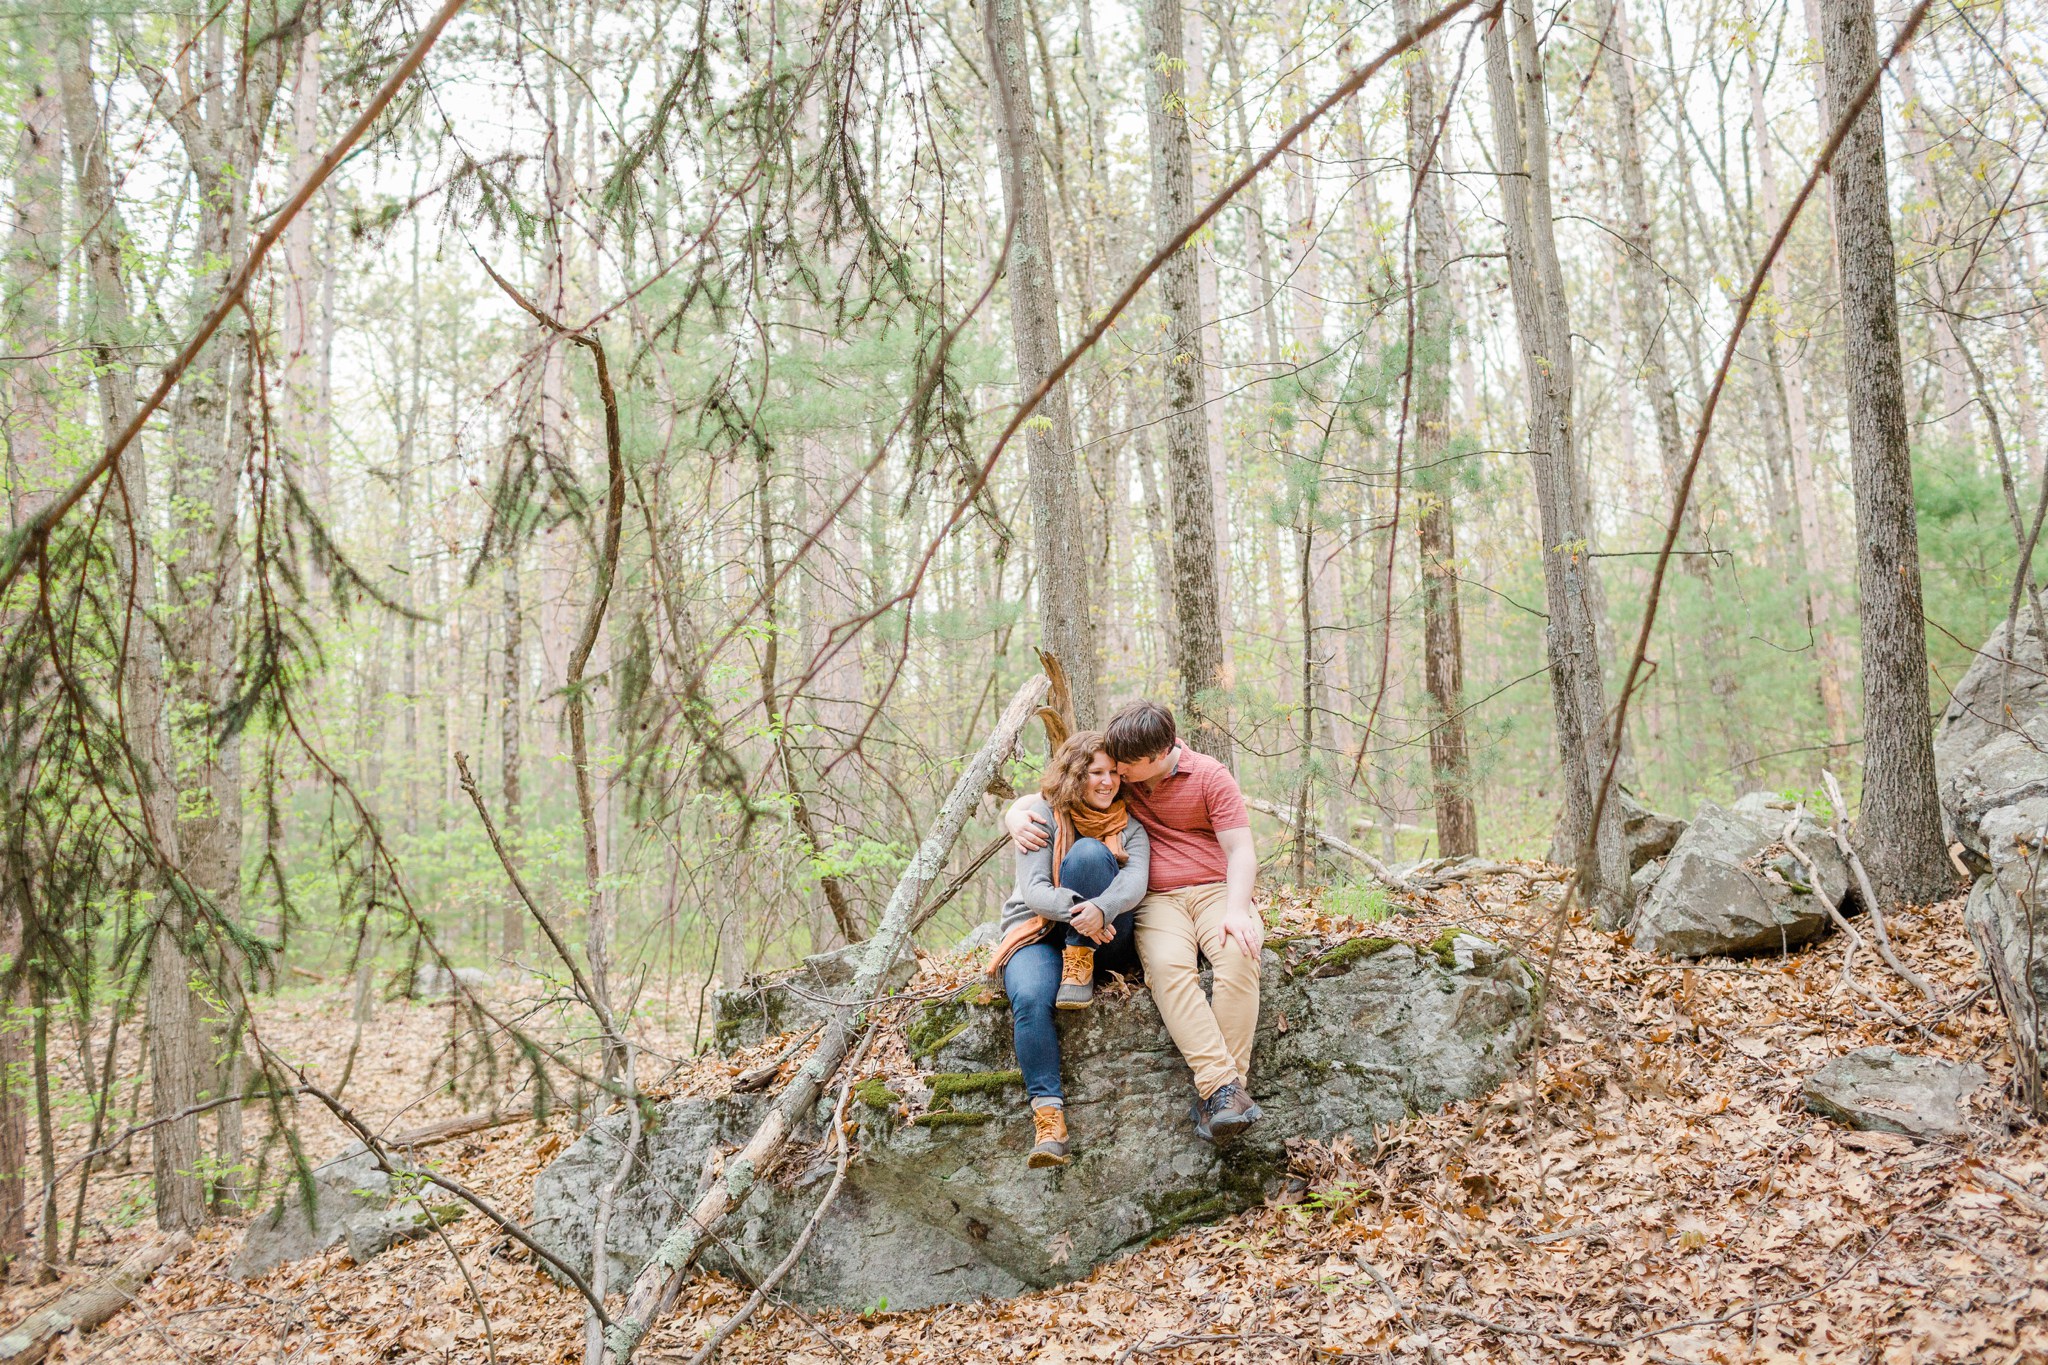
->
xmin=731 ymin=1025 xmax=824 ymax=1094
xmin=684 ymin=1024 xmax=881 ymax=1364
xmin=1781 ymin=812 xmax=1909 ymax=1025
xmin=908 ymin=833 xmax=1010 ymax=933
xmin=1820 ymin=771 xmax=1941 ymax=1003
xmin=1357 ymin=1260 xmax=1445 ymax=1365
xmin=1247 ymin=797 xmax=1418 ymax=894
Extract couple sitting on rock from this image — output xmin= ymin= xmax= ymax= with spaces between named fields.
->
xmin=988 ymin=700 xmax=1264 ymax=1168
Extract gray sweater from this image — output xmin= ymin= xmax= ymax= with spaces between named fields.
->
xmin=995 ymin=795 xmax=1152 ymax=940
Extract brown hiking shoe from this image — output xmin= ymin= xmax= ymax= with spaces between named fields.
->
xmin=1199 ymin=1082 xmax=1262 ymax=1142
xmin=1028 ymin=1104 xmax=1070 ymax=1167
xmin=1055 ymin=945 xmax=1095 ymax=1009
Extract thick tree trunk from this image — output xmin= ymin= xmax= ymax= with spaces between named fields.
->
xmin=59 ymin=24 xmax=207 ymax=1235
xmin=1484 ymin=1 xmax=1626 ymax=913
xmin=1403 ymin=2 xmax=1477 ymax=859
xmin=1144 ymin=0 xmax=1231 ymax=765
xmin=1818 ymin=0 xmax=1953 ymax=906
xmin=983 ymin=0 xmax=1099 ymax=727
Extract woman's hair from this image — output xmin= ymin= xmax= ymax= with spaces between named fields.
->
xmin=1039 ymin=730 xmax=1110 ymax=814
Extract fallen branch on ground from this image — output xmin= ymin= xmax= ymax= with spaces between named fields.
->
xmin=0 ymin=1233 xmax=189 ymax=1365
xmin=385 ymin=1110 xmax=524 ymax=1150
xmin=1820 ymin=771 xmax=1940 ymax=1003
xmin=599 ymin=670 xmax=1052 ymax=1364
xmin=1247 ymin=798 xmax=1418 ymax=894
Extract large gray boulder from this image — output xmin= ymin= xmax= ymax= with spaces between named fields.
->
xmin=713 ymin=940 xmax=920 ymax=1050
xmin=1935 ymin=616 xmax=2048 ymax=1101
xmin=1630 ymin=798 xmax=1849 ymax=958
xmin=1935 ymin=612 xmax=2048 ymax=860
xmin=1804 ymin=1046 xmax=1986 ymax=1140
xmin=231 ymin=1148 xmax=467 ymax=1279
xmin=533 ymin=928 xmax=1535 ymax=1312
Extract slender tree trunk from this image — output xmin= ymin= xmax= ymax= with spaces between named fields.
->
xmin=0 ymin=24 xmax=63 ymax=1273
xmin=1819 ymin=0 xmax=1953 ymax=905
xmin=500 ymin=556 xmax=525 ymax=957
xmin=59 ymin=22 xmax=206 ymax=1235
xmin=1403 ymin=0 xmax=1477 ymax=858
xmin=1484 ymin=0 xmax=1625 ymax=912
xmin=1745 ymin=22 xmax=1853 ymax=747
xmin=983 ymin=0 xmax=1099 ymax=725
xmin=1145 ymin=0 xmax=1230 ymax=764
xmin=1893 ymin=50 xmax=1974 ymax=455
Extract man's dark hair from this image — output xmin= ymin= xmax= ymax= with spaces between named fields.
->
xmin=1104 ymin=700 xmax=1178 ymax=762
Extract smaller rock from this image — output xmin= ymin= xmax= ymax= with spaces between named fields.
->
xmin=955 ymin=921 xmax=1002 ymax=953
xmin=1804 ymin=1047 xmax=1986 ymax=1141
xmin=1629 ymin=858 xmax=1664 ymax=910
xmin=1619 ymin=792 xmax=1688 ymax=872
xmin=1631 ymin=800 xmax=1847 ymax=958
xmin=414 ymin=965 xmax=492 ymax=997
xmin=714 ymin=941 xmax=920 ymax=1049
xmin=232 ymin=1148 xmax=455 ymax=1278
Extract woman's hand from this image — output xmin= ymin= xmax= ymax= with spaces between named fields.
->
xmin=1070 ymin=902 xmax=1113 ymax=944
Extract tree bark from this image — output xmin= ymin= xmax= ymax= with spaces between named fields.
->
xmin=1144 ymin=0 xmax=1231 ymax=764
xmin=983 ymin=0 xmax=1099 ymax=727
xmin=58 ymin=21 xmax=206 ymax=1234
xmin=1818 ymin=0 xmax=1953 ymax=906
xmin=1484 ymin=0 xmax=1626 ymax=913
xmin=1403 ymin=0 xmax=1477 ymax=858
xmin=500 ymin=555 xmax=525 ymax=957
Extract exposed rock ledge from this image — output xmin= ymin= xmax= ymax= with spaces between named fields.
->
xmin=532 ymin=928 xmax=1536 ymax=1312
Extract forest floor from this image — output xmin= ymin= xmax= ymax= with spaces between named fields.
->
xmin=14 ymin=868 xmax=2048 ymax=1364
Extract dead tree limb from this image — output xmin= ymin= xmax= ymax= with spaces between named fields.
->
xmin=0 ymin=1232 xmax=189 ymax=1365
xmin=1246 ymin=797 xmax=1418 ymax=895
xmin=1820 ymin=770 xmax=1941 ymax=1003
xmin=684 ymin=1023 xmax=881 ymax=1365
xmin=599 ymin=671 xmax=1051 ymax=1364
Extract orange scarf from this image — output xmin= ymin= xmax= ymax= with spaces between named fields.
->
xmin=1051 ymin=799 xmax=1130 ymax=887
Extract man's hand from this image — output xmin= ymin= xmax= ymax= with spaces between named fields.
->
xmin=1005 ymin=802 xmax=1052 ymax=853
xmin=1220 ymin=908 xmax=1264 ymax=959
xmin=1070 ymin=902 xmax=1112 ymax=944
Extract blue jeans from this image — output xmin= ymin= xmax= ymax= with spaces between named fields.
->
xmin=1002 ymin=838 xmax=1140 ymax=1102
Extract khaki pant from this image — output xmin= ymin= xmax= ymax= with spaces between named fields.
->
xmin=1134 ymin=882 xmax=1259 ymax=1098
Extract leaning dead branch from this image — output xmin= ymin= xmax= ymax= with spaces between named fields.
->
xmin=598 ymin=670 xmax=1052 ymax=1364
xmin=1247 ymin=797 xmax=1419 ymax=894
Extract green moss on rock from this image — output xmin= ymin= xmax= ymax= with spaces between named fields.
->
xmin=1429 ymin=926 xmax=1465 ymax=969
xmin=927 ymin=1071 xmax=1023 ymax=1105
xmin=1142 ymin=1186 xmax=1232 ymax=1239
xmin=909 ymin=1110 xmax=993 ymax=1129
xmin=1292 ymin=935 xmax=1400 ymax=979
xmin=853 ymin=1079 xmax=901 ymax=1111
xmin=905 ymin=1001 xmax=971 ymax=1059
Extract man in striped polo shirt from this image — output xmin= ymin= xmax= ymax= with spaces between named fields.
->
xmin=1007 ymin=700 xmax=1264 ymax=1142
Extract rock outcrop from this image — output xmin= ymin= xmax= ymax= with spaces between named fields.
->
xmin=1630 ymin=796 xmax=1849 ymax=958
xmin=232 ymin=1148 xmax=467 ymax=1279
xmin=532 ymin=928 xmax=1535 ymax=1312
xmin=713 ymin=941 xmax=920 ymax=1051
xmin=1803 ymin=1047 xmax=1986 ymax=1141
xmin=1936 ymin=615 xmax=2048 ymax=1101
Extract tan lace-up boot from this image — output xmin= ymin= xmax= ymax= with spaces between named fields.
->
xmin=1028 ymin=1103 xmax=1070 ymax=1168
xmin=1055 ymin=945 xmax=1095 ymax=1009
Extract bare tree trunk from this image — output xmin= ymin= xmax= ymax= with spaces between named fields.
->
xmin=0 ymin=24 xmax=63 ymax=1273
xmin=1819 ymin=0 xmax=1953 ymax=906
xmin=983 ymin=0 xmax=1099 ymax=727
xmin=500 ymin=556 xmax=525 ymax=957
xmin=1144 ymin=0 xmax=1230 ymax=765
xmin=1484 ymin=0 xmax=1625 ymax=913
xmin=1184 ymin=9 xmax=1233 ymax=669
xmin=59 ymin=23 xmax=206 ymax=1235
xmin=1745 ymin=17 xmax=1853 ymax=748
xmin=1893 ymin=50 xmax=1974 ymax=455
xmin=1403 ymin=0 xmax=1477 ymax=858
